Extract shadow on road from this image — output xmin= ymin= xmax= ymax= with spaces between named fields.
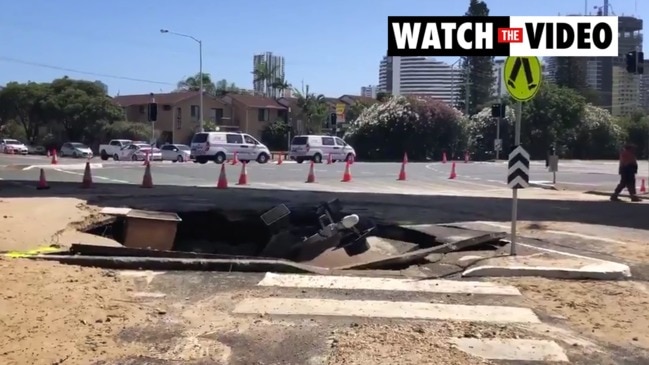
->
xmin=1 ymin=178 xmax=647 ymax=231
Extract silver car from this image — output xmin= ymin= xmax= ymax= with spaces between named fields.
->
xmin=60 ymin=142 xmax=93 ymax=158
xmin=1 ymin=139 xmax=29 ymax=155
xmin=160 ymin=144 xmax=191 ymax=162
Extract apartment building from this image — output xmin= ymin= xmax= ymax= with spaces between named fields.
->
xmin=253 ymin=52 xmax=286 ymax=98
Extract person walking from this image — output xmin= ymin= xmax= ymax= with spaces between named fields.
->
xmin=611 ymin=144 xmax=641 ymax=202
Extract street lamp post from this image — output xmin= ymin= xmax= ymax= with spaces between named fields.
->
xmin=160 ymin=29 xmax=204 ymax=132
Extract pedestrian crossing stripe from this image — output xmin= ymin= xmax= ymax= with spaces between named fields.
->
xmin=233 ymin=297 xmax=541 ymax=323
xmin=257 ymin=272 xmax=522 ymax=295
xmin=3 ymin=245 xmax=60 ymax=258
xmin=233 ymin=272 xmax=571 ymax=363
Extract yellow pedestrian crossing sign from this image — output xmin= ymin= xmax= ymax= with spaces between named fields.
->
xmin=504 ymin=56 xmax=542 ymax=102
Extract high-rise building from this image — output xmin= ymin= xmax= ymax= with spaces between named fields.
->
xmin=378 ymin=56 xmax=462 ymax=105
xmin=585 ymin=16 xmax=643 ymax=116
xmin=360 ymin=85 xmax=377 ymax=98
xmin=253 ymin=52 xmax=286 ymax=98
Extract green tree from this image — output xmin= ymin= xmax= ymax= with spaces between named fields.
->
xmin=44 ymin=77 xmax=123 ymax=142
xmin=214 ymin=79 xmax=242 ymax=96
xmin=520 ymin=82 xmax=586 ymax=158
xmin=293 ymin=85 xmax=328 ymax=133
xmin=345 ymin=102 xmax=369 ymax=123
xmin=0 ymin=81 xmax=50 ymax=143
xmin=458 ymin=0 xmax=495 ymax=115
xmin=261 ymin=120 xmax=291 ymax=150
xmin=617 ymin=112 xmax=649 ymax=159
xmin=375 ymin=92 xmax=390 ymax=102
xmin=177 ymin=72 xmax=217 ymax=95
xmin=99 ymin=120 xmax=150 ymax=142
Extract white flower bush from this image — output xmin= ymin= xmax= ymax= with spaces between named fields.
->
xmin=344 ymin=95 xmax=467 ymax=161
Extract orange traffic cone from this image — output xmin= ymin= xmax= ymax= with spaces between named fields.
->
xmin=403 ymin=152 xmax=408 ymax=164
xmin=442 ymin=152 xmax=447 ymax=164
xmin=397 ymin=161 xmax=406 ymax=181
xmin=51 ymin=150 xmax=58 ymax=165
xmin=449 ymin=162 xmax=457 ymax=179
xmin=464 ymin=151 xmax=470 ymax=163
xmin=37 ymin=168 xmax=49 ymax=190
xmin=217 ymin=164 xmax=228 ymax=189
xmin=276 ymin=154 xmax=283 ymax=165
xmin=237 ymin=162 xmax=248 ymax=185
xmin=306 ymin=161 xmax=316 ymax=183
xmin=349 ymin=154 xmax=355 ymax=164
xmin=327 ymin=153 xmax=333 ymax=164
xmin=81 ymin=162 xmax=93 ymax=188
xmin=641 ymin=178 xmax=647 ymax=194
xmin=141 ymin=163 xmax=153 ymax=188
xmin=231 ymin=152 xmax=239 ymax=166
xmin=341 ymin=160 xmax=352 ymax=182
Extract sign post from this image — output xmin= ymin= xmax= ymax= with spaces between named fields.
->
xmin=504 ymin=56 xmax=542 ymax=255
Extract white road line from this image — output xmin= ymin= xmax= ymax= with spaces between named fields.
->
xmin=232 ymin=297 xmax=541 ymax=323
xmin=449 ymin=338 xmax=569 ymax=362
xmin=257 ymin=273 xmax=521 ymax=296
xmin=473 ymin=221 xmax=629 ymax=247
xmin=53 ymin=168 xmax=131 ymax=184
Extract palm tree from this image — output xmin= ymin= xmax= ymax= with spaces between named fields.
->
xmin=176 ymin=72 xmax=217 ymax=95
xmin=271 ymin=77 xmax=291 ymax=97
xmin=252 ymin=62 xmax=291 ymax=97
xmin=293 ymin=85 xmax=327 ymax=133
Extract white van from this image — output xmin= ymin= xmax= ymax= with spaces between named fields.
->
xmin=289 ymin=135 xmax=356 ymax=163
xmin=190 ymin=132 xmax=271 ymax=164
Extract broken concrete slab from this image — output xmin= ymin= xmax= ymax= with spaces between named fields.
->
xmin=462 ymin=253 xmax=631 ymax=280
xmin=29 ymin=255 xmax=331 ymax=274
xmin=334 ymin=233 xmax=499 ymax=271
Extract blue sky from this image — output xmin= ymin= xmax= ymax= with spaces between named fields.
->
xmin=0 ymin=0 xmax=645 ymax=97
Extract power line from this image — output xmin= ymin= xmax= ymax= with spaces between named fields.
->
xmin=0 ymin=56 xmax=174 ymax=86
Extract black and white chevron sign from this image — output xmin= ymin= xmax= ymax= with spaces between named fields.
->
xmin=508 ymin=146 xmax=530 ymax=189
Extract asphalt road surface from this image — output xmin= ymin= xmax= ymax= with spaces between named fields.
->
xmin=0 ymin=154 xmax=637 ymax=193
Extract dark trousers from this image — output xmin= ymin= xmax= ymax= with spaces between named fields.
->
xmin=613 ymin=172 xmax=637 ymax=196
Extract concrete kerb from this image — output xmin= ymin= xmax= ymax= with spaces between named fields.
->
xmin=461 ymin=253 xmax=632 ymax=280
xmin=585 ymin=190 xmax=649 ymax=200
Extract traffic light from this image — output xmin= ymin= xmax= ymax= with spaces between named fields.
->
xmin=330 ymin=112 xmax=337 ymax=125
xmin=638 ymin=52 xmax=645 ymax=74
xmin=148 ymin=103 xmax=158 ymax=122
xmin=626 ymin=51 xmax=637 ymax=73
xmin=491 ymin=103 xmax=505 ymax=118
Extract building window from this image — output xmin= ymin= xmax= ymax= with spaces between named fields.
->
xmin=190 ymin=105 xmax=200 ymax=120
xmin=211 ymin=108 xmax=224 ymax=124
xmin=176 ymin=107 xmax=182 ymax=130
xmin=257 ymin=108 xmax=269 ymax=122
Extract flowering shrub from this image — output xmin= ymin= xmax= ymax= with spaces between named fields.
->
xmin=466 ymin=106 xmax=516 ymax=160
xmin=572 ymin=104 xmax=622 ymax=159
xmin=345 ymin=95 xmax=467 ymax=161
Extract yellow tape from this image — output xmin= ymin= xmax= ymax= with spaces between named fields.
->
xmin=4 ymin=246 xmax=60 ymax=258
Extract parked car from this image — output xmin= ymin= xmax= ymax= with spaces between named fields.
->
xmin=27 ymin=145 xmax=47 ymax=155
xmin=160 ymin=144 xmax=191 ymax=162
xmin=98 ymin=139 xmax=132 ymax=160
xmin=289 ymin=135 xmax=356 ymax=163
xmin=190 ymin=132 xmax=271 ymax=164
xmin=117 ymin=143 xmax=162 ymax=161
xmin=0 ymin=139 xmax=29 ymax=155
xmin=60 ymin=142 xmax=93 ymax=158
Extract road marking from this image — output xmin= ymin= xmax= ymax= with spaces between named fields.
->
xmin=449 ymin=338 xmax=569 ymax=362
xmin=232 ymin=297 xmax=541 ymax=323
xmin=424 ymin=163 xmax=509 ymax=189
xmin=257 ymin=273 xmax=522 ymax=296
xmin=53 ymin=168 xmax=131 ymax=184
xmin=473 ymin=221 xmax=629 ymax=247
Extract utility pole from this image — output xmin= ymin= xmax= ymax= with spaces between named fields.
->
xmin=464 ymin=67 xmax=471 ymax=115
